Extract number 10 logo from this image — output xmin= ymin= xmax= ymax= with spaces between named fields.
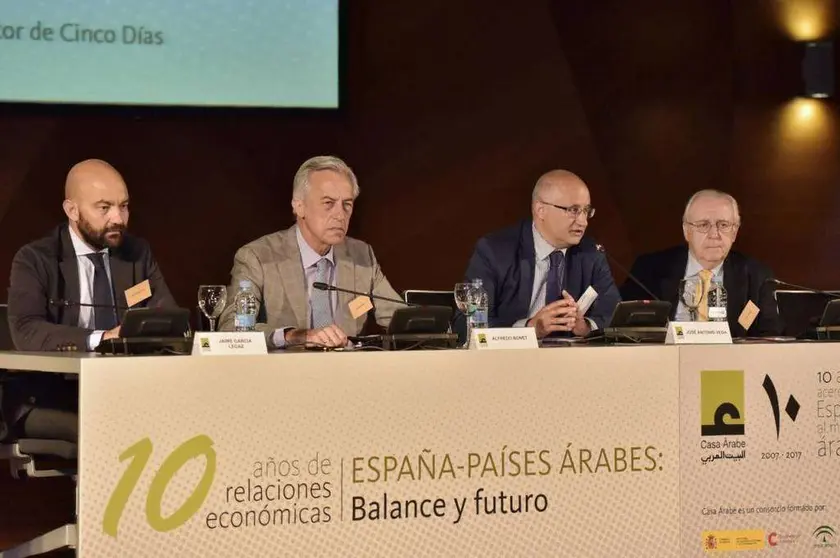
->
xmin=102 ymin=434 xmax=216 ymax=537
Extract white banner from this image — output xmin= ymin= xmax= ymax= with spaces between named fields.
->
xmin=78 ymin=348 xmax=681 ymax=557
xmin=680 ymin=344 xmax=840 ymax=556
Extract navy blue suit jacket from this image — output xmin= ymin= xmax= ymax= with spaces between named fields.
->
xmin=464 ymin=220 xmax=621 ymax=329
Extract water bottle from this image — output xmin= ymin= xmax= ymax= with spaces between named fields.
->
xmin=233 ymin=280 xmax=259 ymax=332
xmin=469 ymin=279 xmax=489 ymax=329
xmin=707 ymin=275 xmax=727 ymax=322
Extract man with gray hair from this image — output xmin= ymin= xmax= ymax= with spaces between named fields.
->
xmin=620 ymin=189 xmax=781 ymax=336
xmin=218 ymin=155 xmax=402 ymax=348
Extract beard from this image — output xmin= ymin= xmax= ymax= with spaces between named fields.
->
xmin=77 ymin=214 xmax=126 ymax=250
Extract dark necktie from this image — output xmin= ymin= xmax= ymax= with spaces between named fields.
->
xmin=87 ymin=253 xmax=117 ymax=330
xmin=545 ymin=250 xmax=566 ymax=305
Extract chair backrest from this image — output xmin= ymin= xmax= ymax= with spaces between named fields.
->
xmin=0 ymin=304 xmax=14 ymax=350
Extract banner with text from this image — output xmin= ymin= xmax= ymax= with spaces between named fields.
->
xmin=680 ymin=344 xmax=839 ymax=556
xmin=78 ymin=348 xmax=681 ymax=556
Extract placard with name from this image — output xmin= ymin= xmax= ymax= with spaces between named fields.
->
xmin=665 ymin=321 xmax=732 ymax=345
xmin=193 ymin=332 xmax=268 ymax=355
xmin=470 ymin=327 xmax=539 ymax=350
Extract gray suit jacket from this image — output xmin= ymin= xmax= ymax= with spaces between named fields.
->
xmin=218 ymin=226 xmax=402 ymax=348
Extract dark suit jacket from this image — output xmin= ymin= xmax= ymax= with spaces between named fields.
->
xmin=1 ymin=224 xmax=176 ymax=440
xmin=464 ymin=220 xmax=621 ymax=329
xmin=620 ymin=245 xmax=782 ymax=337
xmin=7 ymin=224 xmax=177 ymax=351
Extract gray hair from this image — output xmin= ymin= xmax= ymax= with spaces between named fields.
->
xmin=291 ymin=155 xmax=360 ymax=201
xmin=682 ymin=189 xmax=740 ymax=223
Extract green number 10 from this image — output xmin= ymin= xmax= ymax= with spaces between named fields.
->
xmin=102 ymin=434 xmax=216 ymax=537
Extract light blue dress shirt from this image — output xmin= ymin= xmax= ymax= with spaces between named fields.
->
xmin=271 ymin=225 xmax=336 ymax=347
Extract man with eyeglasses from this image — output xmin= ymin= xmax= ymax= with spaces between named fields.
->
xmin=620 ymin=189 xmax=781 ymax=336
xmin=463 ymin=169 xmax=620 ymax=338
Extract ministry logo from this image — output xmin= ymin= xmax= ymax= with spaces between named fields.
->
xmin=701 ymin=370 xmax=745 ymax=436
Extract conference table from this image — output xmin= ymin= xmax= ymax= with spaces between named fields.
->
xmin=0 ymin=342 xmax=837 ymax=557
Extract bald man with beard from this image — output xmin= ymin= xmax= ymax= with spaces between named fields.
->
xmin=2 ymin=159 xmax=176 ymax=441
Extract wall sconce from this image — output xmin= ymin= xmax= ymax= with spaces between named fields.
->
xmin=801 ymin=40 xmax=834 ymax=98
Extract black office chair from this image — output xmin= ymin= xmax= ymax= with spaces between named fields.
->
xmin=0 ymin=303 xmax=79 ymax=556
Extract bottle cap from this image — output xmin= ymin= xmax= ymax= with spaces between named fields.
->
xmin=239 ymin=280 xmax=252 ymax=289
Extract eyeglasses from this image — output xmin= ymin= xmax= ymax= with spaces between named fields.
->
xmin=538 ymin=200 xmax=595 ymax=219
xmin=684 ymin=220 xmax=739 ymax=234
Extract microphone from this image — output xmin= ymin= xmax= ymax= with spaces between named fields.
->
xmin=312 ymin=282 xmax=416 ymax=307
xmin=764 ymin=278 xmax=840 ymax=298
xmin=49 ymin=298 xmax=127 ymax=327
xmin=49 ymin=299 xmax=130 ymax=309
xmin=595 ymin=244 xmax=660 ymax=301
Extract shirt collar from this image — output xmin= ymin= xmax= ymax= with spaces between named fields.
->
xmin=295 ymin=224 xmax=335 ymax=269
xmin=686 ymin=251 xmax=723 ymax=278
xmin=68 ymin=225 xmax=108 ymax=257
xmin=532 ymin=223 xmax=567 ymax=261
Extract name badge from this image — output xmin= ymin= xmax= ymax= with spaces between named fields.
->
xmin=125 ymin=279 xmax=152 ymax=307
xmin=471 ymin=327 xmax=539 ymax=350
xmin=193 ymin=332 xmax=268 ymax=355
xmin=664 ymin=321 xmax=732 ymax=345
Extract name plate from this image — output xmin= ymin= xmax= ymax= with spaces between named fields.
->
xmin=471 ymin=327 xmax=539 ymax=350
xmin=193 ymin=332 xmax=268 ymax=355
xmin=664 ymin=321 xmax=732 ymax=345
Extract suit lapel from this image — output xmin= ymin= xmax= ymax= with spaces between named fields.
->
xmin=565 ymin=246 xmax=583 ymax=299
xmin=515 ymin=223 xmax=535 ymax=318
xmin=723 ymin=256 xmax=745 ymax=333
xmin=108 ymin=254 xmax=135 ymax=317
xmin=333 ymin=243 xmax=358 ymax=333
xmin=56 ymin=225 xmax=81 ymax=327
xmin=662 ymin=247 xmax=689 ymax=319
xmin=276 ymin=228 xmax=308 ymax=328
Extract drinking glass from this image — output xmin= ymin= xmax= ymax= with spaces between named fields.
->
xmin=198 ymin=285 xmax=227 ymax=332
xmin=454 ymin=282 xmax=478 ymax=348
xmin=678 ymin=277 xmax=704 ymax=321
xmin=454 ymin=282 xmax=475 ymax=317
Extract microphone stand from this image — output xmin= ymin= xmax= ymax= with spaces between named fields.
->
xmin=595 ymin=244 xmax=660 ymax=301
xmin=312 ymin=283 xmax=416 ymax=306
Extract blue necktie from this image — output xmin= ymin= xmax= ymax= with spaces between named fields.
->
xmin=86 ymin=253 xmax=117 ymax=330
xmin=311 ymin=258 xmax=333 ymax=329
xmin=545 ymin=250 xmax=566 ymax=305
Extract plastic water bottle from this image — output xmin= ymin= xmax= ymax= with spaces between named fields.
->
xmin=469 ymin=279 xmax=489 ymax=329
xmin=707 ymin=276 xmax=727 ymax=322
xmin=233 ymin=280 xmax=258 ymax=332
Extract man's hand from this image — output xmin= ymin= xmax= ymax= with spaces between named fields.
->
xmin=572 ymin=315 xmax=591 ymax=337
xmin=102 ymin=326 xmax=121 ymax=340
xmin=286 ymin=324 xmax=348 ymax=348
xmin=526 ymin=291 xmax=578 ymax=338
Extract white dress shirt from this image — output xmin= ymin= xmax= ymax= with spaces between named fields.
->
xmin=674 ymin=252 xmax=724 ymax=321
xmin=68 ymin=226 xmax=113 ymax=350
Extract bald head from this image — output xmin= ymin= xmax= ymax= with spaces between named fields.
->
xmin=62 ymin=159 xmax=130 ymax=250
xmin=531 ymin=169 xmax=587 ymax=203
xmin=531 ymin=169 xmax=592 ymax=249
xmin=64 ymin=159 xmax=125 ymax=200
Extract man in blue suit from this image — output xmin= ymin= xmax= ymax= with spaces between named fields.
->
xmin=464 ymin=170 xmax=620 ymax=338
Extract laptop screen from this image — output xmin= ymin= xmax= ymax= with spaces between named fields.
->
xmin=403 ymin=290 xmax=458 ymax=315
xmin=774 ymin=290 xmax=840 ymax=337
